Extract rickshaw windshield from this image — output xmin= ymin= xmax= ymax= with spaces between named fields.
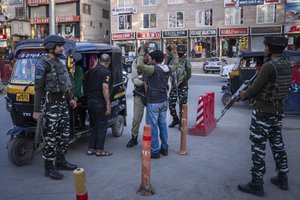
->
xmin=10 ymin=58 xmax=39 ymax=84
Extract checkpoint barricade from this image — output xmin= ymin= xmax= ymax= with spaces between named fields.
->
xmin=188 ymin=92 xmax=216 ymax=136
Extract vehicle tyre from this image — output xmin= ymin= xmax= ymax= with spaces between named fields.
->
xmin=111 ymin=115 xmax=124 ymax=137
xmin=203 ymin=69 xmax=208 ymax=73
xmin=222 ymin=93 xmax=232 ymax=106
xmin=7 ymin=136 xmax=34 ymax=166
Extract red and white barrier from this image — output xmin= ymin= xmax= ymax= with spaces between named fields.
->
xmin=188 ymin=92 xmax=216 ymax=136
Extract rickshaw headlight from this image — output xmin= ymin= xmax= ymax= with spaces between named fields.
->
xmin=6 ymin=99 xmax=12 ymax=112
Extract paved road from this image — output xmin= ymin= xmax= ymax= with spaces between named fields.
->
xmin=0 ymin=74 xmax=299 ymax=200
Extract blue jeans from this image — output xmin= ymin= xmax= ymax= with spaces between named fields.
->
xmin=147 ymin=101 xmax=168 ymax=154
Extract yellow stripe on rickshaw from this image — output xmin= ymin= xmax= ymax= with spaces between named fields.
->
xmin=114 ymin=91 xmax=125 ymax=99
xmin=7 ymin=84 xmax=35 ymax=95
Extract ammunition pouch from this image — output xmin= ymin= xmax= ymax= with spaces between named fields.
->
xmin=133 ymin=87 xmax=147 ymax=106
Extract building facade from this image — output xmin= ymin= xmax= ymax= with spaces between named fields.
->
xmin=27 ymin=0 xmax=110 ymax=43
xmin=110 ymin=0 xmax=298 ymax=58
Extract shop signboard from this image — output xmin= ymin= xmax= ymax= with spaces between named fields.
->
xmin=286 ymin=0 xmax=300 ymax=22
xmin=190 ymin=29 xmax=217 ymax=37
xmin=112 ymin=32 xmax=135 ymax=40
xmin=250 ymin=25 xmax=282 ymax=35
xmin=162 ymin=30 xmax=188 ymax=38
xmin=30 ymin=16 xmax=80 ymax=24
xmin=112 ymin=7 xmax=137 ymax=16
xmin=136 ymin=32 xmax=161 ymax=39
xmin=239 ymin=0 xmax=264 ymax=6
xmin=285 ymin=24 xmax=300 ymax=34
xmin=224 ymin=0 xmax=239 ymax=7
xmin=219 ymin=28 xmax=248 ymax=36
xmin=27 ymin=0 xmax=77 ymax=6
xmin=265 ymin=0 xmax=280 ymax=3
xmin=0 ymin=34 xmax=7 ymax=39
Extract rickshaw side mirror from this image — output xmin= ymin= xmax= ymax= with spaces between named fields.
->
xmin=73 ymin=53 xmax=82 ymax=63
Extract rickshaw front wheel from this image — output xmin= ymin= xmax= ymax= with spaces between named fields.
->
xmin=222 ymin=93 xmax=232 ymax=106
xmin=7 ymin=136 xmax=33 ymax=166
xmin=111 ymin=115 xmax=124 ymax=137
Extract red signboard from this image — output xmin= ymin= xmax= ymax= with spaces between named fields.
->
xmin=112 ymin=32 xmax=135 ymax=40
xmin=136 ymin=32 xmax=161 ymax=39
xmin=30 ymin=16 xmax=80 ymax=24
xmin=0 ymin=34 xmax=7 ymax=39
xmin=265 ymin=0 xmax=279 ymax=3
xmin=219 ymin=28 xmax=248 ymax=36
xmin=287 ymin=25 xmax=300 ymax=33
xmin=27 ymin=0 xmax=77 ymax=5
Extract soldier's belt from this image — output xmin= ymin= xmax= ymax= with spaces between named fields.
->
xmin=47 ymin=92 xmax=68 ymax=100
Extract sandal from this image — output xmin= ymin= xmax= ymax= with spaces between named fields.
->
xmin=87 ymin=149 xmax=96 ymax=155
xmin=96 ymin=150 xmax=113 ymax=157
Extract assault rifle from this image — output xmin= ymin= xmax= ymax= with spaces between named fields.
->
xmin=216 ymin=73 xmax=258 ymax=122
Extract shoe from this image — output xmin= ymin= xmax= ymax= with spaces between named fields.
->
xmin=95 ymin=150 xmax=113 ymax=157
xmin=44 ymin=160 xmax=64 ymax=180
xmin=151 ymin=152 xmax=160 ymax=159
xmin=271 ymin=173 xmax=288 ymax=190
xmin=126 ymin=135 xmax=138 ymax=148
xmin=169 ymin=117 xmax=180 ymax=128
xmin=56 ymin=154 xmax=77 ymax=171
xmin=160 ymin=149 xmax=168 ymax=156
xmin=238 ymin=180 xmax=264 ymax=197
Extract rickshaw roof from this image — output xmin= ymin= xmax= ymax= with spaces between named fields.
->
xmin=75 ymin=42 xmax=121 ymax=54
xmin=283 ymin=50 xmax=300 ymax=57
xmin=240 ymin=51 xmax=264 ymax=58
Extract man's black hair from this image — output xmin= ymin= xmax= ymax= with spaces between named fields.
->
xmin=138 ymin=46 xmax=149 ymax=54
xmin=150 ymin=50 xmax=164 ymax=63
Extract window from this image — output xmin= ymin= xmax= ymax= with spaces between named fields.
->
xmin=82 ymin=3 xmax=91 ymax=15
xmin=168 ymin=11 xmax=184 ymax=28
xmin=225 ymin=7 xmax=243 ymax=25
xmin=257 ymin=4 xmax=276 ymax=24
xmin=15 ymin=7 xmax=24 ymax=18
xmin=143 ymin=14 xmax=156 ymax=29
xmin=118 ymin=0 xmax=131 ymax=7
xmin=168 ymin=0 xmax=184 ymax=4
xmin=143 ymin=0 xmax=156 ymax=6
xmin=196 ymin=9 xmax=212 ymax=27
xmin=102 ymin=9 xmax=110 ymax=19
xmin=119 ymin=15 xmax=132 ymax=30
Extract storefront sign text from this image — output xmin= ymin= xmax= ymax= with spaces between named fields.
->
xmin=27 ymin=0 xmax=77 ymax=5
xmin=190 ymin=29 xmax=217 ymax=37
xmin=224 ymin=0 xmax=239 ymax=7
xmin=30 ymin=16 xmax=80 ymax=24
xmin=286 ymin=25 xmax=300 ymax=34
xmin=112 ymin=7 xmax=137 ymax=16
xmin=220 ymin=28 xmax=248 ymax=36
xmin=162 ymin=30 xmax=188 ymax=38
xmin=136 ymin=32 xmax=161 ymax=39
xmin=250 ymin=26 xmax=282 ymax=35
xmin=239 ymin=0 xmax=264 ymax=6
xmin=265 ymin=0 xmax=280 ymax=3
xmin=112 ymin=32 xmax=135 ymax=40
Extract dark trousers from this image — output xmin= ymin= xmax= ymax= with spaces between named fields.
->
xmin=88 ymin=101 xmax=108 ymax=150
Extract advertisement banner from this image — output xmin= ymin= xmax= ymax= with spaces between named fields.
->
xmin=239 ymin=0 xmax=264 ymax=6
xmin=112 ymin=32 xmax=135 ymax=40
xmin=286 ymin=1 xmax=300 ymax=22
xmin=136 ymin=32 xmax=161 ymax=39
xmin=224 ymin=0 xmax=239 ymax=7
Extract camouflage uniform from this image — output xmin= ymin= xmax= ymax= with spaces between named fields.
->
xmin=238 ymin=37 xmax=292 ymax=196
xmin=168 ymin=56 xmax=191 ymax=126
xmin=35 ymin=57 xmax=73 ymax=161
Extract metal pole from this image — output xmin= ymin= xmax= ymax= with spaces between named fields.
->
xmin=49 ymin=0 xmax=55 ymax=35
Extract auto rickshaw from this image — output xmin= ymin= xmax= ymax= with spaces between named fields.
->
xmin=221 ymin=51 xmax=264 ymax=105
xmin=5 ymin=39 xmax=127 ymax=166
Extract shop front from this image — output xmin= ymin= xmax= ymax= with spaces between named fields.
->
xmin=285 ymin=24 xmax=300 ymax=50
xmin=136 ymin=31 xmax=161 ymax=52
xmin=190 ymin=28 xmax=217 ymax=58
xmin=162 ymin=30 xmax=188 ymax=54
xmin=30 ymin=16 xmax=80 ymax=41
xmin=111 ymin=32 xmax=136 ymax=57
xmin=219 ymin=27 xmax=248 ymax=57
xmin=250 ymin=25 xmax=282 ymax=51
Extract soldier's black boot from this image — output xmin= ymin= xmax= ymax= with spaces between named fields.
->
xmin=56 ymin=154 xmax=77 ymax=171
xmin=169 ymin=117 xmax=180 ymax=128
xmin=271 ymin=172 xmax=288 ymax=190
xmin=126 ymin=135 xmax=138 ymax=148
xmin=238 ymin=177 xmax=264 ymax=197
xmin=44 ymin=160 xmax=64 ymax=180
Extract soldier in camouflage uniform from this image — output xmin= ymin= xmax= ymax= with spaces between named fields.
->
xmin=33 ymin=35 xmax=77 ymax=180
xmin=168 ymin=44 xmax=191 ymax=129
xmin=238 ymin=36 xmax=292 ymax=196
